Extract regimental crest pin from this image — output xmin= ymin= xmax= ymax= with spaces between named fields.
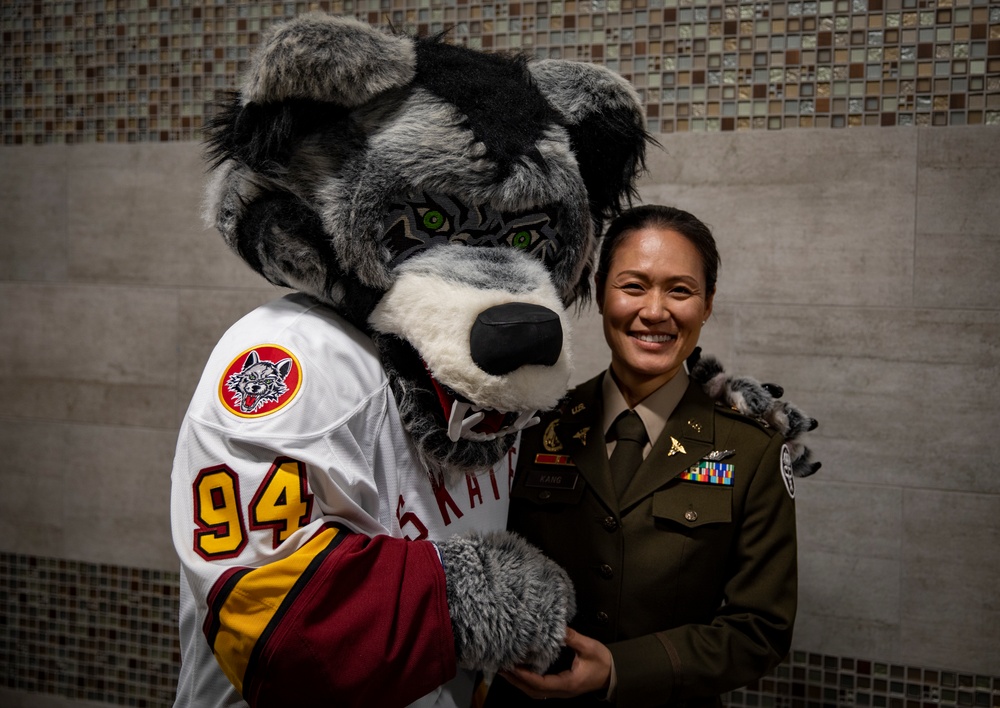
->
xmin=667 ymin=436 xmax=687 ymax=456
xmin=543 ymin=418 xmax=563 ymax=452
xmin=780 ymin=444 xmax=795 ymax=499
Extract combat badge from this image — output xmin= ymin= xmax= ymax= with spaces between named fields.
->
xmin=703 ymin=449 xmax=736 ymax=462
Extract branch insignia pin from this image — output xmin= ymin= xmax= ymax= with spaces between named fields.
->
xmin=573 ymin=426 xmax=589 ymax=446
xmin=667 ymin=436 xmax=687 ymax=457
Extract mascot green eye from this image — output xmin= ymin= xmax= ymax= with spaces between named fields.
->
xmin=510 ymin=230 xmax=533 ymax=249
xmin=422 ymin=210 xmax=446 ymax=230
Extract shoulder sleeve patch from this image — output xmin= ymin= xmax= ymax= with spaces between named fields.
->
xmin=780 ymin=444 xmax=795 ymax=499
xmin=218 ymin=344 xmax=303 ymax=418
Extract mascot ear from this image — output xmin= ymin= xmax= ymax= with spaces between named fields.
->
xmin=528 ymin=60 xmax=651 ymax=219
xmin=206 ymin=15 xmax=416 ymax=172
xmin=241 ymin=14 xmax=417 ymax=107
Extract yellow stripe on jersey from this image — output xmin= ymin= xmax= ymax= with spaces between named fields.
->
xmin=208 ymin=525 xmax=342 ymax=694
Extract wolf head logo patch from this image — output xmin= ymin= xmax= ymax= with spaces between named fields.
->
xmin=220 ymin=345 xmax=302 ymax=417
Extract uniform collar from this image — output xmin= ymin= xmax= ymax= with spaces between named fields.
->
xmin=601 ymin=368 xmax=689 ymax=455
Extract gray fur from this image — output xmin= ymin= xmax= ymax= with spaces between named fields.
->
xmin=689 ymin=352 xmax=821 ymax=477
xmin=316 ymin=89 xmax=595 ymax=299
xmin=242 ymin=14 xmax=416 ymax=106
xmin=394 ymin=245 xmax=542 ymax=295
xmin=435 ymin=531 xmax=575 ymax=674
xmin=529 ymin=59 xmax=645 ymax=125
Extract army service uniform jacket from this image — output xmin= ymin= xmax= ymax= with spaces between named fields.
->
xmin=489 ymin=372 xmax=797 ymax=707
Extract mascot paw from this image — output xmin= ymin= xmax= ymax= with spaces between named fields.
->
xmin=435 ymin=531 xmax=575 ymax=674
xmin=687 ymin=347 xmax=822 ymax=478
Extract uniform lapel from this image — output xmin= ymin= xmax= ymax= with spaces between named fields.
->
xmin=557 ymin=374 xmax=617 ymax=512
xmin=619 ymin=382 xmax=716 ymax=510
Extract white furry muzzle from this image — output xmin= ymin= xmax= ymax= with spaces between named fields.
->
xmin=368 ymin=246 xmax=573 ymax=441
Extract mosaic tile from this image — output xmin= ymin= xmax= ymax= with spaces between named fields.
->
xmin=1 ymin=0 xmax=998 ymax=144
xmin=0 ymin=552 xmax=180 ymax=707
xmin=1 ymin=551 xmax=999 ymax=707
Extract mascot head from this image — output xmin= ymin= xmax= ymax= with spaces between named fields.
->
xmin=204 ymin=14 xmax=650 ymax=480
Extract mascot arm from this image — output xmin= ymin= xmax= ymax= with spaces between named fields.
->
xmin=172 ymin=399 xmax=457 ymax=707
xmin=688 ymin=347 xmax=822 ymax=477
xmin=187 ymin=510 xmax=575 ymax=708
xmin=200 ymin=523 xmax=455 ymax=708
xmin=436 ymin=531 xmax=576 ymax=675
xmin=174 ymin=413 xmax=574 ymax=708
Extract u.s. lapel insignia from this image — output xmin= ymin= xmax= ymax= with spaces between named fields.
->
xmin=573 ymin=426 xmax=589 ymax=446
xmin=687 ymin=419 xmax=702 ymax=433
xmin=572 ymin=402 xmax=586 ymax=415
xmin=703 ymin=449 xmax=736 ymax=462
xmin=667 ymin=436 xmax=687 ymax=456
xmin=543 ymin=419 xmax=563 ymax=452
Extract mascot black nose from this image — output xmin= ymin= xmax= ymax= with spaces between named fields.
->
xmin=470 ymin=303 xmax=563 ymax=376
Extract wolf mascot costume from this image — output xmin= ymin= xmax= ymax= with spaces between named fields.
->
xmin=170 ymin=14 xmax=818 ymax=708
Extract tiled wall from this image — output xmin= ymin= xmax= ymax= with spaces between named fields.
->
xmin=0 ymin=553 xmax=180 ymax=708
xmin=2 ymin=0 xmax=999 ymax=145
xmin=3 ymin=553 xmax=998 ymax=708
xmin=2 ymin=2 xmax=999 ymax=708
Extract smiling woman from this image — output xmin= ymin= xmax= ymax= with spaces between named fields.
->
xmin=487 ymin=205 xmax=799 ymax=708
xmin=595 ymin=207 xmax=719 ymax=407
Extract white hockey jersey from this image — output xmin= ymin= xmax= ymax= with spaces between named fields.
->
xmin=170 ymin=293 xmax=516 ymax=708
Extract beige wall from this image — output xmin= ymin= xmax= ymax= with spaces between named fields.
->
xmin=1 ymin=126 xmax=998 ymax=675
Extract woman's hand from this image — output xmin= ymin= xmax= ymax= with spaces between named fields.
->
xmin=499 ymin=628 xmax=613 ymax=700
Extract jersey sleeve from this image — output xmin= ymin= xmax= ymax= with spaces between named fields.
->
xmin=205 ymin=524 xmax=454 ymax=707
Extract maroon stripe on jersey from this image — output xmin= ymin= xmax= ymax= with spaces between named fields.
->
xmin=243 ymin=531 xmax=456 ymax=708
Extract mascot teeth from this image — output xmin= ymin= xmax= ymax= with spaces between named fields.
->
xmin=446 ymin=401 xmax=540 ymax=443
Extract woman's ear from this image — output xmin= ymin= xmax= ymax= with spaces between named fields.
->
xmin=703 ymin=291 xmax=715 ymax=322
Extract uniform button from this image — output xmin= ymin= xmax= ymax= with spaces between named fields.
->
xmin=602 ymin=516 xmax=619 ymax=532
xmin=539 ymin=491 xmax=551 ymax=500
xmin=599 ymin=564 xmax=614 ymax=579
xmin=684 ymin=509 xmax=698 ymax=522
xmin=596 ymin=611 xmax=609 ymax=624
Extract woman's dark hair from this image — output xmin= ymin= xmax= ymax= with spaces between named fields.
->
xmin=595 ymin=204 xmax=720 ymax=299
